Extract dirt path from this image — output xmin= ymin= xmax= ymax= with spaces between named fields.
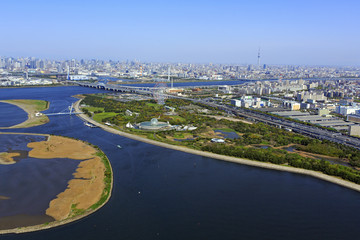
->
xmin=206 ymin=115 xmax=253 ymax=124
xmin=274 ymin=144 xmax=345 ymax=162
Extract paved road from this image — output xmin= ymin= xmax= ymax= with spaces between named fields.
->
xmin=76 ymin=82 xmax=360 ymax=150
xmin=164 ymin=94 xmax=360 ymax=150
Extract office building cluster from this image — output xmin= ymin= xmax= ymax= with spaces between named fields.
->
xmin=0 ymin=56 xmax=359 ymax=81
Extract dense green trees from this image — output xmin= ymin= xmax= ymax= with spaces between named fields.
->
xmin=202 ymin=144 xmax=360 ymax=184
xmin=82 ymin=94 xmax=360 ymax=184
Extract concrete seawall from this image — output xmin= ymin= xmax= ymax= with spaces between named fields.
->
xmin=74 ymin=99 xmax=360 ymax=193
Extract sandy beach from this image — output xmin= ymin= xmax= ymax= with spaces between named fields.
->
xmin=74 ymin=99 xmax=360 ymax=193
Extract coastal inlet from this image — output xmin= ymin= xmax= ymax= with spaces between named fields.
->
xmin=0 ymin=133 xmax=112 ymax=233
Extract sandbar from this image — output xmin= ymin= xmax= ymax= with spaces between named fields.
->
xmin=0 ymin=133 xmax=112 ymax=234
xmin=0 ymin=152 xmax=19 ymax=165
xmin=28 ymin=135 xmax=97 ymax=160
xmin=0 ymin=100 xmax=49 ymax=129
xmin=27 ymin=136 xmax=107 ymax=220
xmin=46 ymin=157 xmax=105 ymax=220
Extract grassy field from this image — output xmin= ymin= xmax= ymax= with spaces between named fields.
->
xmin=6 ymin=99 xmax=49 ymax=111
xmin=84 ymin=107 xmax=104 ymax=112
xmin=93 ymin=112 xmax=118 ymax=122
xmin=214 ymin=128 xmax=236 ymax=132
xmin=146 ymin=103 xmax=161 ymax=109
xmin=0 ymin=99 xmax=49 ymax=129
xmin=167 ymin=115 xmax=186 ymax=122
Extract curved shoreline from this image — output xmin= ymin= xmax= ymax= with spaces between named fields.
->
xmin=0 ymin=132 xmax=113 ymax=235
xmin=74 ymin=99 xmax=360 ymax=193
xmin=0 ymin=100 xmax=49 ymax=129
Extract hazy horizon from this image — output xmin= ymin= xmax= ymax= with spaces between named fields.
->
xmin=1 ymin=0 xmax=359 ymax=66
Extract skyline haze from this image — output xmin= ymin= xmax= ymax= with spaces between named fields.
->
xmin=1 ymin=0 xmax=359 ymax=66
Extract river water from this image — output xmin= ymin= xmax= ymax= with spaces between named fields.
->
xmin=0 ymin=86 xmax=360 ymax=240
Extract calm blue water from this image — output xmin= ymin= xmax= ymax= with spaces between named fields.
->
xmin=0 ymin=102 xmax=27 ymax=127
xmin=214 ymin=130 xmax=240 ymax=139
xmin=0 ymin=134 xmax=81 ymax=220
xmin=0 ymin=86 xmax=360 ymax=240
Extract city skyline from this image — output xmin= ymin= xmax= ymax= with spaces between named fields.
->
xmin=1 ymin=0 xmax=359 ymax=66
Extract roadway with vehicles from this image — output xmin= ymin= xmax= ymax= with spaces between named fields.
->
xmin=76 ymin=81 xmax=360 ymax=150
xmin=196 ymin=98 xmax=360 ymax=150
xmin=162 ymin=93 xmax=360 ymax=150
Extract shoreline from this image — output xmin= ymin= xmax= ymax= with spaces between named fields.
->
xmin=0 ymin=100 xmax=49 ymax=129
xmin=74 ymin=99 xmax=360 ymax=193
xmin=0 ymin=132 xmax=113 ymax=235
xmin=0 ymin=84 xmax=63 ymax=89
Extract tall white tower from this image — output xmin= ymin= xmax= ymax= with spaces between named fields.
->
xmin=257 ymin=48 xmax=261 ymax=68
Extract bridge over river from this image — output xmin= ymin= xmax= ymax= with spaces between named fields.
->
xmin=72 ymin=81 xmax=236 ymax=94
xmin=72 ymin=80 xmax=360 ymax=150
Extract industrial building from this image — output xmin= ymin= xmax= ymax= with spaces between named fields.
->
xmin=336 ymin=105 xmax=360 ymax=116
xmin=349 ymin=125 xmax=360 ymax=136
xmin=347 ymin=114 xmax=360 ymax=123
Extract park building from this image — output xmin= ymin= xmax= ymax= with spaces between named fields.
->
xmin=138 ymin=118 xmax=172 ymax=131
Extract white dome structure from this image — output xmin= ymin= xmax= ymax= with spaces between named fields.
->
xmin=139 ymin=118 xmax=171 ymax=130
xmin=150 ymin=118 xmax=158 ymax=126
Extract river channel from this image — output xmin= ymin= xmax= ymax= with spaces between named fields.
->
xmin=1 ymin=86 xmax=360 ymax=240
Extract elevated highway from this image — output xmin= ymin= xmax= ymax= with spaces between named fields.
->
xmin=75 ymin=81 xmax=360 ymax=150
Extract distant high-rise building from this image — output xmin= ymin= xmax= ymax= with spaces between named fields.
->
xmin=29 ymin=60 xmax=36 ymax=69
xmin=39 ymin=60 xmax=44 ymax=69
xmin=257 ymin=48 xmax=261 ymax=68
xmin=71 ymin=59 xmax=76 ymax=68
xmin=67 ymin=66 xmax=70 ymax=80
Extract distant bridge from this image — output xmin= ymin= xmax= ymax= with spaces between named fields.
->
xmin=74 ymin=81 xmax=154 ymax=94
xmin=71 ymin=81 xmax=238 ymax=93
xmin=46 ymin=103 xmax=82 ymax=116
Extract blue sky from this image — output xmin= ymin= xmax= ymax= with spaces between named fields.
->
xmin=1 ymin=0 xmax=359 ymax=65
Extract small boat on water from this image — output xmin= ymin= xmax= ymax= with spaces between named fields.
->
xmin=117 ymin=145 xmax=122 ymax=149
xmin=84 ymin=122 xmax=97 ymax=128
